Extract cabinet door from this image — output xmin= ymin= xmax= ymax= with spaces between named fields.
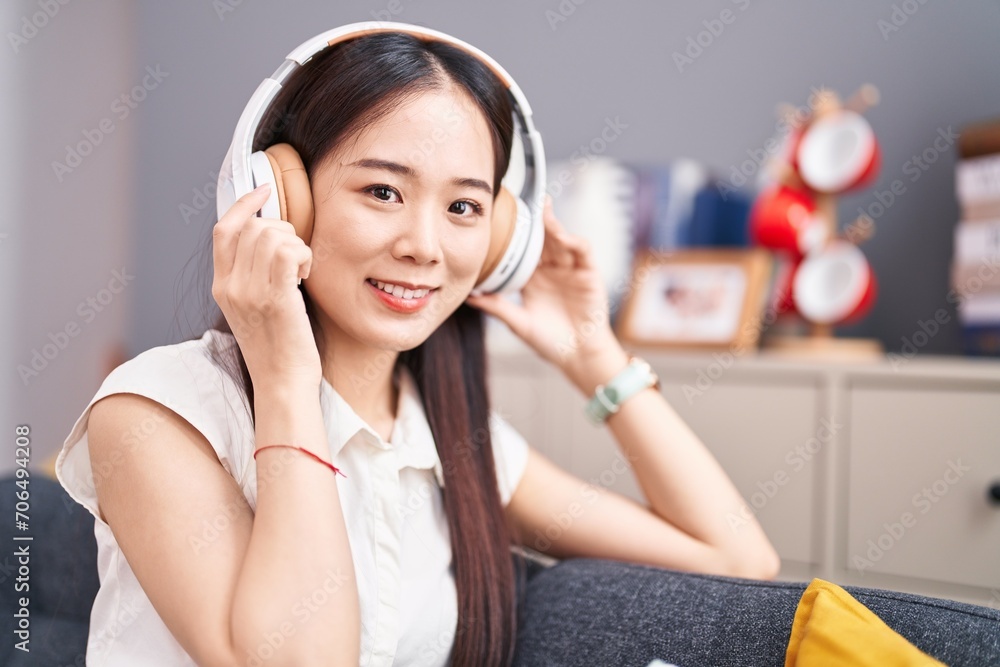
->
xmin=659 ymin=373 xmax=823 ymax=567
xmin=562 ymin=362 xmax=823 ymax=568
xmin=487 ymin=359 xmax=568 ymax=466
xmin=847 ymin=384 xmax=1000 ymax=589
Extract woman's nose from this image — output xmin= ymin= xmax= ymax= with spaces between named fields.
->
xmin=393 ymin=203 xmax=444 ymax=265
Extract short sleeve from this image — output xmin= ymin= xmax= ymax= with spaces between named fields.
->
xmin=54 ymin=332 xmax=253 ymax=524
xmin=489 ymin=410 xmax=531 ymax=506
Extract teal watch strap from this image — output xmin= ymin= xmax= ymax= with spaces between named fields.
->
xmin=584 ymin=356 xmax=660 ymax=424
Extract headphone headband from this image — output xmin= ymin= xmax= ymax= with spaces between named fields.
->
xmin=217 ymin=21 xmax=546 ymax=295
xmin=294 ymin=24 xmax=529 ymax=109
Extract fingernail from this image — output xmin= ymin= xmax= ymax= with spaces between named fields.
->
xmin=254 ymin=183 xmax=271 ymax=194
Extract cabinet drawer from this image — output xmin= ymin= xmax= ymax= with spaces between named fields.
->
xmin=847 ymin=385 xmax=1000 ymax=588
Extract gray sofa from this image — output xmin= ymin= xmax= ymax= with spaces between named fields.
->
xmin=3 ymin=475 xmax=997 ymax=666
xmin=0 ymin=474 xmax=99 ymax=667
xmin=512 ymin=554 xmax=1000 ymax=666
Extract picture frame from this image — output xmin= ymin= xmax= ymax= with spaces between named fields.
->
xmin=614 ymin=248 xmax=774 ymax=351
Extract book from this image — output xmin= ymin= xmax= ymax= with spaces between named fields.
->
xmin=952 ymin=220 xmax=1000 ymax=265
xmin=957 ymin=290 xmax=1000 ymax=325
xmin=953 ymin=120 xmax=1000 ymax=356
xmin=955 ymin=153 xmax=1000 ymax=207
xmin=958 ymin=115 xmax=1000 ymax=159
xmin=950 ymin=258 xmax=1000 ymax=295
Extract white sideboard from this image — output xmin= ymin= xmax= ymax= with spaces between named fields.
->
xmin=485 ymin=330 xmax=1000 ymax=608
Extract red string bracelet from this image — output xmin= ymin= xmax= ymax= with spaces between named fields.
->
xmin=253 ymin=444 xmax=347 ymax=478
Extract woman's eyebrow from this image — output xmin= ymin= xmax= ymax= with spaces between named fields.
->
xmin=453 ymin=177 xmax=493 ymax=196
xmin=348 ymin=158 xmax=415 ymax=177
xmin=347 ymin=158 xmax=492 ymax=195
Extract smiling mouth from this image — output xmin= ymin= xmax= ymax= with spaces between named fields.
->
xmin=366 ymin=278 xmax=438 ymax=299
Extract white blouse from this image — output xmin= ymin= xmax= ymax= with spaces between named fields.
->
xmin=55 ymin=329 xmax=530 ymax=666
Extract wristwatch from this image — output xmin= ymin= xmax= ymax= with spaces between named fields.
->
xmin=584 ymin=355 xmax=661 ymax=425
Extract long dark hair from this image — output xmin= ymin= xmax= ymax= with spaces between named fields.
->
xmin=196 ymin=32 xmax=528 ymax=665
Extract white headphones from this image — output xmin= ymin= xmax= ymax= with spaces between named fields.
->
xmin=215 ymin=21 xmax=546 ymax=296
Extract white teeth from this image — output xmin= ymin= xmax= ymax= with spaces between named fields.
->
xmin=368 ymin=279 xmax=430 ymax=300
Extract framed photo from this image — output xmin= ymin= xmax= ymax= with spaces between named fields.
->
xmin=614 ymin=248 xmax=773 ymax=350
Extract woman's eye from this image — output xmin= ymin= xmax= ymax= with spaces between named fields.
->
xmin=449 ymin=200 xmax=484 ymax=216
xmin=367 ymin=185 xmax=400 ymax=203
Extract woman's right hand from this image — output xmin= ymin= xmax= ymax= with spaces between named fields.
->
xmin=212 ymin=183 xmax=321 ymax=388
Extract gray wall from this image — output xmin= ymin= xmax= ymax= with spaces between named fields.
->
xmin=1 ymin=0 xmax=22 ymax=472
xmin=8 ymin=1 xmax=1000 ymax=468
xmin=6 ymin=0 xmax=135 ymax=475
xmin=133 ymin=0 xmax=1000 ymax=354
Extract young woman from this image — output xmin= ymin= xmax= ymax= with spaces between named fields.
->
xmin=55 ymin=27 xmax=778 ymax=667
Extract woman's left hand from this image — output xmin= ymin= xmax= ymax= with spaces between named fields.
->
xmin=465 ymin=196 xmax=622 ymax=374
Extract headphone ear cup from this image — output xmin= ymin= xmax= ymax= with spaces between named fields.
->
xmin=261 ymin=143 xmax=315 ymax=244
xmin=477 ymin=186 xmax=519 ymax=286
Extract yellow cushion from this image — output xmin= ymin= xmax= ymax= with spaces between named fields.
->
xmin=784 ymin=578 xmax=946 ymax=667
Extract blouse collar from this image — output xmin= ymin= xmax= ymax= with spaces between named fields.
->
xmin=320 ymin=364 xmax=446 ymax=488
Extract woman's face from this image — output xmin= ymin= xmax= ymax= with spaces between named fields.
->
xmin=304 ymin=84 xmax=497 ymax=354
